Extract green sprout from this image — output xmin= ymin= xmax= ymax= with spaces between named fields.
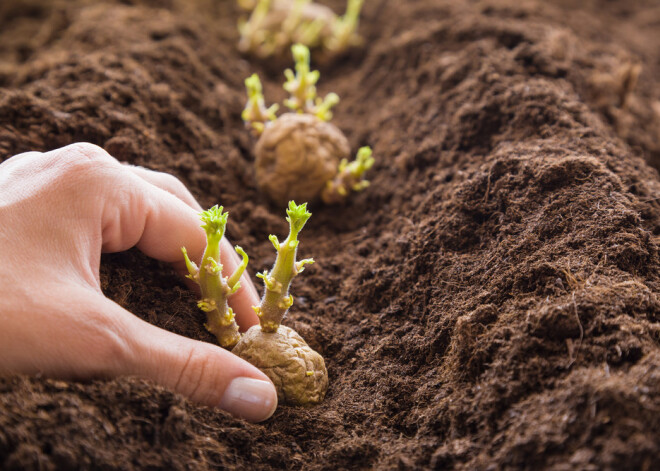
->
xmin=294 ymin=16 xmax=325 ymax=49
xmin=283 ymin=44 xmax=340 ymax=120
xmin=237 ymin=0 xmax=271 ymax=55
xmin=321 ymin=146 xmax=375 ymax=204
xmin=242 ymin=44 xmax=339 ymax=133
xmin=253 ymin=201 xmax=314 ymax=332
xmin=283 ymin=43 xmax=319 ymax=112
xmin=242 ymin=73 xmax=279 ymax=135
xmin=181 ymin=206 xmax=249 ymax=348
xmin=312 ymin=91 xmax=339 ymax=121
xmin=277 ymin=0 xmax=325 ymax=50
xmin=325 ymin=0 xmax=365 ymax=52
xmin=282 ymin=0 xmax=308 ymax=36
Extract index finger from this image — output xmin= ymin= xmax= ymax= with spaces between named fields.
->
xmin=124 ymin=177 xmax=261 ymax=330
xmin=92 ymin=157 xmax=260 ymax=330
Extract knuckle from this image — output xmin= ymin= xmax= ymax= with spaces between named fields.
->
xmin=52 ymin=143 xmax=120 ymax=177
xmin=158 ymin=172 xmax=194 ymax=203
xmin=58 ymin=142 xmax=115 ymax=164
xmin=96 ymin=330 xmax=131 ymax=376
xmin=175 ymin=345 xmax=215 ymax=402
xmin=161 ymin=172 xmax=187 ymax=192
xmin=78 ymin=313 xmax=133 ymax=377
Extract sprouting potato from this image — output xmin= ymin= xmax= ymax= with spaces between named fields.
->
xmin=238 ymin=0 xmax=364 ymax=58
xmin=234 ymin=201 xmax=327 ymax=405
xmin=183 ymin=202 xmax=328 ymax=406
xmin=243 ymin=44 xmax=374 ymax=205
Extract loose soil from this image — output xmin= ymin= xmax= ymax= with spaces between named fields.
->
xmin=2 ymin=0 xmax=660 ymax=469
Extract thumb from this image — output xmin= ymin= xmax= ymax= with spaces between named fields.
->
xmin=113 ymin=301 xmax=278 ymax=422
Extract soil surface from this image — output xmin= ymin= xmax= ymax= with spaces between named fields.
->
xmin=2 ymin=0 xmax=660 ymax=469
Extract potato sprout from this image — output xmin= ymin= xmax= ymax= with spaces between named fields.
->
xmin=181 ymin=206 xmax=248 ymax=349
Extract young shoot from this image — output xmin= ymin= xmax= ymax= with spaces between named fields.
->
xmin=325 ymin=0 xmax=365 ymax=53
xmin=181 ymin=206 xmax=249 ymax=348
xmin=242 ymin=73 xmax=279 ymax=136
xmin=253 ymin=201 xmax=314 ymax=332
xmin=281 ymin=0 xmax=308 ymax=39
xmin=321 ymin=146 xmax=374 ymax=204
xmin=237 ymin=0 xmax=272 ymax=55
xmin=283 ymin=44 xmax=339 ymax=121
xmin=276 ymin=0 xmax=325 ymax=51
xmin=283 ymin=43 xmax=318 ymax=112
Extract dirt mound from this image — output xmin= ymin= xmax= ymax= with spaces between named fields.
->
xmin=1 ymin=0 xmax=660 ymax=469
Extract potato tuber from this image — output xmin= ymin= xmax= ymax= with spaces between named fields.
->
xmin=232 ymin=325 xmax=327 ymax=405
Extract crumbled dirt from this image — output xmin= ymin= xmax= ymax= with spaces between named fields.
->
xmin=2 ymin=0 xmax=660 ymax=469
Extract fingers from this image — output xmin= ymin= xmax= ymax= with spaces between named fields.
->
xmin=110 ymin=298 xmax=277 ymax=422
xmin=32 ymin=143 xmax=259 ymax=328
xmin=38 ymin=143 xmax=259 ymax=329
xmin=116 ymin=159 xmax=260 ymax=329
xmin=124 ymin=164 xmax=202 ymax=211
xmin=98 ymin=174 xmax=205 ymax=265
xmin=1 ymin=144 xmax=273 ymax=421
xmin=14 ymin=284 xmax=278 ymax=422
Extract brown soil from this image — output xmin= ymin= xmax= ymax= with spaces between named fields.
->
xmin=2 ymin=0 xmax=660 ymax=469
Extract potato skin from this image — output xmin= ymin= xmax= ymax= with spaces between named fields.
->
xmin=233 ymin=325 xmax=328 ymax=405
xmin=254 ymin=113 xmax=350 ymax=206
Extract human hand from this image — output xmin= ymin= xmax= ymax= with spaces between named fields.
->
xmin=0 ymin=143 xmax=277 ymax=422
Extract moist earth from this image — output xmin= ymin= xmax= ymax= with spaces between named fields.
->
xmin=1 ymin=0 xmax=660 ymax=469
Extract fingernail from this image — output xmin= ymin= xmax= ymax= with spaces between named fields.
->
xmin=218 ymin=377 xmax=278 ymax=422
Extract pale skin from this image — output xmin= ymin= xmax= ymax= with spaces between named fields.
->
xmin=0 ymin=143 xmax=278 ymax=422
